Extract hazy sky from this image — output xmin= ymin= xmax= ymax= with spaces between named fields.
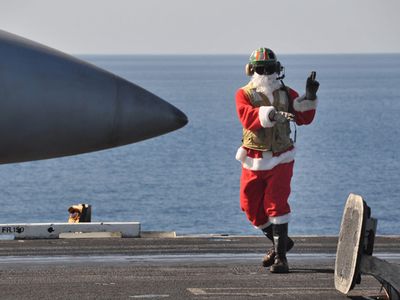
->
xmin=1 ymin=0 xmax=399 ymax=55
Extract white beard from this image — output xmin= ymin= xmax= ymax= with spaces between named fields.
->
xmin=251 ymin=73 xmax=282 ymax=102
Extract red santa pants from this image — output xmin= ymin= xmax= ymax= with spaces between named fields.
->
xmin=240 ymin=161 xmax=294 ymax=227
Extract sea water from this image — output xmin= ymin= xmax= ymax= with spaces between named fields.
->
xmin=0 ymin=54 xmax=399 ymax=235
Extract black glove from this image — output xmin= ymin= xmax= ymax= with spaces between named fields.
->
xmin=269 ymin=109 xmax=295 ymax=124
xmin=305 ymin=71 xmax=319 ymax=100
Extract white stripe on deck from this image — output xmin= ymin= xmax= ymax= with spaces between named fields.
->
xmin=0 ymin=253 xmax=398 ymax=264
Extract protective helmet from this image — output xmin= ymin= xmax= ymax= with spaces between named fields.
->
xmin=245 ymin=47 xmax=282 ymax=76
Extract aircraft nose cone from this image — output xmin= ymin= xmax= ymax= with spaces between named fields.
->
xmin=0 ymin=29 xmax=188 ymax=164
xmin=111 ymin=79 xmax=188 ymax=146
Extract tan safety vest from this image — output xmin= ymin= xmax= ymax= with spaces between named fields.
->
xmin=241 ymin=83 xmax=294 ymax=153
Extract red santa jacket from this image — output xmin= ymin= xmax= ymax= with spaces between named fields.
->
xmin=235 ymin=84 xmax=317 ymax=170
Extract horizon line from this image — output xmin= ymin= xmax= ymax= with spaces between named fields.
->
xmin=75 ymin=52 xmax=400 ymax=56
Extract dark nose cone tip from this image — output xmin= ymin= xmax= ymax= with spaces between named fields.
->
xmin=112 ymin=80 xmax=188 ymax=146
xmin=172 ymin=105 xmax=189 ymax=129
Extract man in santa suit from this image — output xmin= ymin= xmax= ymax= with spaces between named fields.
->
xmin=235 ymin=47 xmax=319 ymax=273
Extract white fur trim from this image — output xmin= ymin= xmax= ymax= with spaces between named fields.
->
xmin=259 ymin=106 xmax=276 ymax=128
xmin=239 ymin=147 xmax=296 ymax=171
xmin=293 ymin=95 xmax=318 ymax=112
xmin=256 ymin=221 xmax=271 ymax=230
xmin=235 ymin=147 xmax=248 ymax=163
xmin=269 ymin=213 xmax=291 ymax=224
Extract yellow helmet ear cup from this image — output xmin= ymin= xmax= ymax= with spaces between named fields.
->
xmin=245 ymin=64 xmax=254 ymax=76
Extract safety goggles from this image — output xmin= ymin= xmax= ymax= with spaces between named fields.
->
xmin=254 ymin=64 xmax=277 ymax=75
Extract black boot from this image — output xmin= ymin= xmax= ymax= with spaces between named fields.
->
xmin=261 ymin=225 xmax=275 ymax=267
xmin=269 ymin=223 xmax=289 ymax=273
xmin=262 ymin=225 xmax=294 ymax=268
